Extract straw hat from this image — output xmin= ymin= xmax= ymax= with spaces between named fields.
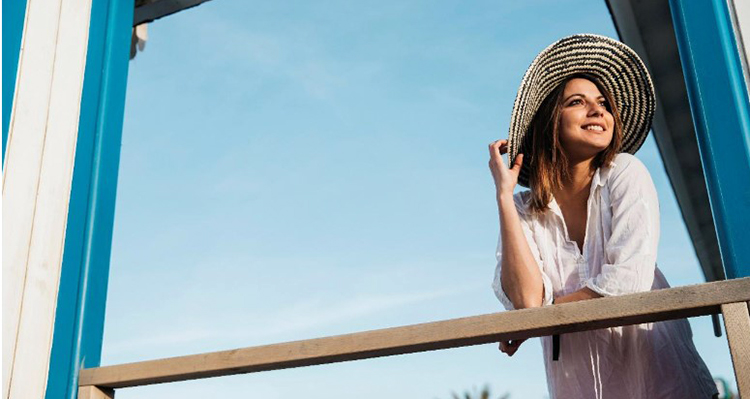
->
xmin=507 ymin=34 xmax=656 ymax=187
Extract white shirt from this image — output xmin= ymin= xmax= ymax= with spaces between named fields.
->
xmin=492 ymin=153 xmax=717 ymax=399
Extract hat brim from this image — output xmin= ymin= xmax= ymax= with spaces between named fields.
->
xmin=507 ymin=34 xmax=656 ymax=187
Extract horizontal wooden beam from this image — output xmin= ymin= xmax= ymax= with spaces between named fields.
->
xmin=80 ymin=277 xmax=750 ymax=388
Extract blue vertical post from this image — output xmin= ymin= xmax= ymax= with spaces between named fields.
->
xmin=2 ymin=0 xmax=28 ymax=163
xmin=45 ymin=0 xmax=132 ymax=397
xmin=669 ymin=0 xmax=750 ymax=279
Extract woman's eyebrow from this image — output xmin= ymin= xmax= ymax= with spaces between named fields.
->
xmin=563 ymin=93 xmax=606 ymax=102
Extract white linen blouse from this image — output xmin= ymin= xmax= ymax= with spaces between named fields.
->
xmin=492 ymin=153 xmax=717 ymax=399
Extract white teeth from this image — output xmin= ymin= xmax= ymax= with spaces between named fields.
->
xmin=583 ymin=125 xmax=604 ymax=131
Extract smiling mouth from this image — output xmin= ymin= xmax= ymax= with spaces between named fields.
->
xmin=581 ymin=124 xmax=605 ymax=132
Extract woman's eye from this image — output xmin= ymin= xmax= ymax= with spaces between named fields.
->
xmin=569 ymin=99 xmax=582 ymax=105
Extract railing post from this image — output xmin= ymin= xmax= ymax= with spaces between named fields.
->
xmin=78 ymin=386 xmax=114 ymax=399
xmin=720 ymin=302 xmax=750 ymax=396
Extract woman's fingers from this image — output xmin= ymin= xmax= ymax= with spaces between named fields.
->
xmin=510 ymin=153 xmax=524 ymax=173
xmin=488 ymin=140 xmax=510 ymax=168
xmin=489 ymin=139 xmax=511 ymax=163
xmin=489 ymin=139 xmax=507 ymax=158
xmin=498 ymin=339 xmax=527 ymax=357
xmin=489 ymin=139 xmax=520 ymax=196
xmin=496 ymin=140 xmax=508 ymax=154
xmin=500 ymin=341 xmax=519 ymax=356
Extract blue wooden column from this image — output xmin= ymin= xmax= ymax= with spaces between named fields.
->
xmin=669 ymin=0 xmax=750 ymax=279
xmin=2 ymin=0 xmax=28 ymax=163
xmin=45 ymin=0 xmax=133 ymax=397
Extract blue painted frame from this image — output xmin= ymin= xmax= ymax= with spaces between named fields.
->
xmin=45 ymin=0 xmax=132 ymax=397
xmin=669 ymin=0 xmax=750 ymax=279
xmin=2 ymin=0 xmax=28 ymax=164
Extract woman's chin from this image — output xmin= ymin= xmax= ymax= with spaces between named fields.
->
xmin=563 ymin=143 xmax=611 ymax=161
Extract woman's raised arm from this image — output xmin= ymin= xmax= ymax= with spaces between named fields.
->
xmin=489 ymin=140 xmax=548 ymax=309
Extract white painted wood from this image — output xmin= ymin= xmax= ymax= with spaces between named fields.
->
xmin=2 ymin=0 xmax=63 ymax=395
xmin=2 ymin=0 xmax=93 ymax=397
xmin=731 ymin=0 xmax=750 ymax=97
xmin=732 ymin=0 xmax=749 ymax=64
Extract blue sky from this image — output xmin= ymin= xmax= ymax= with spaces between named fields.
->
xmin=102 ymin=1 xmax=737 ymax=397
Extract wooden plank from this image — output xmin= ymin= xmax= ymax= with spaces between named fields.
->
xmin=1 ymin=0 xmax=62 ymax=395
xmin=3 ymin=0 xmax=93 ymax=397
xmin=2 ymin=0 xmax=64 ymax=397
xmin=78 ymin=386 xmax=115 ymax=399
xmin=721 ymin=301 xmax=750 ymax=397
xmin=79 ymin=277 xmax=750 ymax=389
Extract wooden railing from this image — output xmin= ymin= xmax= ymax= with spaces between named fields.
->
xmin=78 ymin=278 xmax=750 ymax=398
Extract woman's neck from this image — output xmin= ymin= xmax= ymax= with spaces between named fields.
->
xmin=554 ymin=158 xmax=595 ymax=201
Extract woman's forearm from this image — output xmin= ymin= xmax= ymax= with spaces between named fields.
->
xmin=554 ymin=287 xmax=602 ymax=304
xmin=498 ymin=193 xmax=544 ymax=309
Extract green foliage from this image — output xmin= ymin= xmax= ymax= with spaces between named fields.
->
xmin=448 ymin=385 xmax=510 ymax=399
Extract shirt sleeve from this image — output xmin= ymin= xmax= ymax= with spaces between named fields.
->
xmin=583 ymin=154 xmax=660 ymax=297
xmin=492 ymin=192 xmax=554 ymax=311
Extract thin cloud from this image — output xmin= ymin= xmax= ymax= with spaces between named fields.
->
xmin=102 ymin=285 xmax=476 ymax=361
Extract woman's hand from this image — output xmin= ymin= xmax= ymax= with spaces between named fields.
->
xmin=499 ymin=338 xmax=527 ymax=357
xmin=488 ymin=139 xmax=523 ymax=197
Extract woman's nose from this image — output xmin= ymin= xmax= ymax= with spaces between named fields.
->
xmin=588 ymin=103 xmax=605 ymax=117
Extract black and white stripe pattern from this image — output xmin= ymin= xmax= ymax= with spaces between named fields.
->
xmin=507 ymin=34 xmax=656 ymax=187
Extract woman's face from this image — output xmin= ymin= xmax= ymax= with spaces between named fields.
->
xmin=558 ymin=78 xmax=614 ymax=162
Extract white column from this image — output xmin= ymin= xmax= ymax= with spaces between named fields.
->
xmin=2 ymin=0 xmax=93 ymax=398
xmin=731 ymin=0 xmax=750 ymax=89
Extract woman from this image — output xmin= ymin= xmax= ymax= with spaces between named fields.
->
xmin=489 ymin=34 xmax=718 ymax=398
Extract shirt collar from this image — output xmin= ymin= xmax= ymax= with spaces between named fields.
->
xmin=547 ymin=159 xmax=617 ymax=217
xmin=592 ymin=158 xmax=616 ymax=188
xmin=549 ymin=196 xmax=564 ymax=219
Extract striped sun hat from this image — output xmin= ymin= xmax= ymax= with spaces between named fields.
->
xmin=507 ymin=34 xmax=656 ymax=187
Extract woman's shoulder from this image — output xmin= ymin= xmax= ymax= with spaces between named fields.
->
xmin=602 ymin=153 xmax=657 ymax=196
xmin=604 ymin=153 xmax=652 ymax=185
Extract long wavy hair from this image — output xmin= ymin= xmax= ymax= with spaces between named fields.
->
xmin=526 ymin=73 xmax=623 ymax=213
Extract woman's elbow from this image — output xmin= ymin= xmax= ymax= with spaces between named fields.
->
xmin=506 ymin=286 xmax=544 ymax=309
xmin=500 ymin=274 xmax=545 ymax=309
xmin=513 ymin=294 xmax=544 ymax=309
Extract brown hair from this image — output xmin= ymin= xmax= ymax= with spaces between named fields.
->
xmin=526 ymin=73 xmax=622 ymax=213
